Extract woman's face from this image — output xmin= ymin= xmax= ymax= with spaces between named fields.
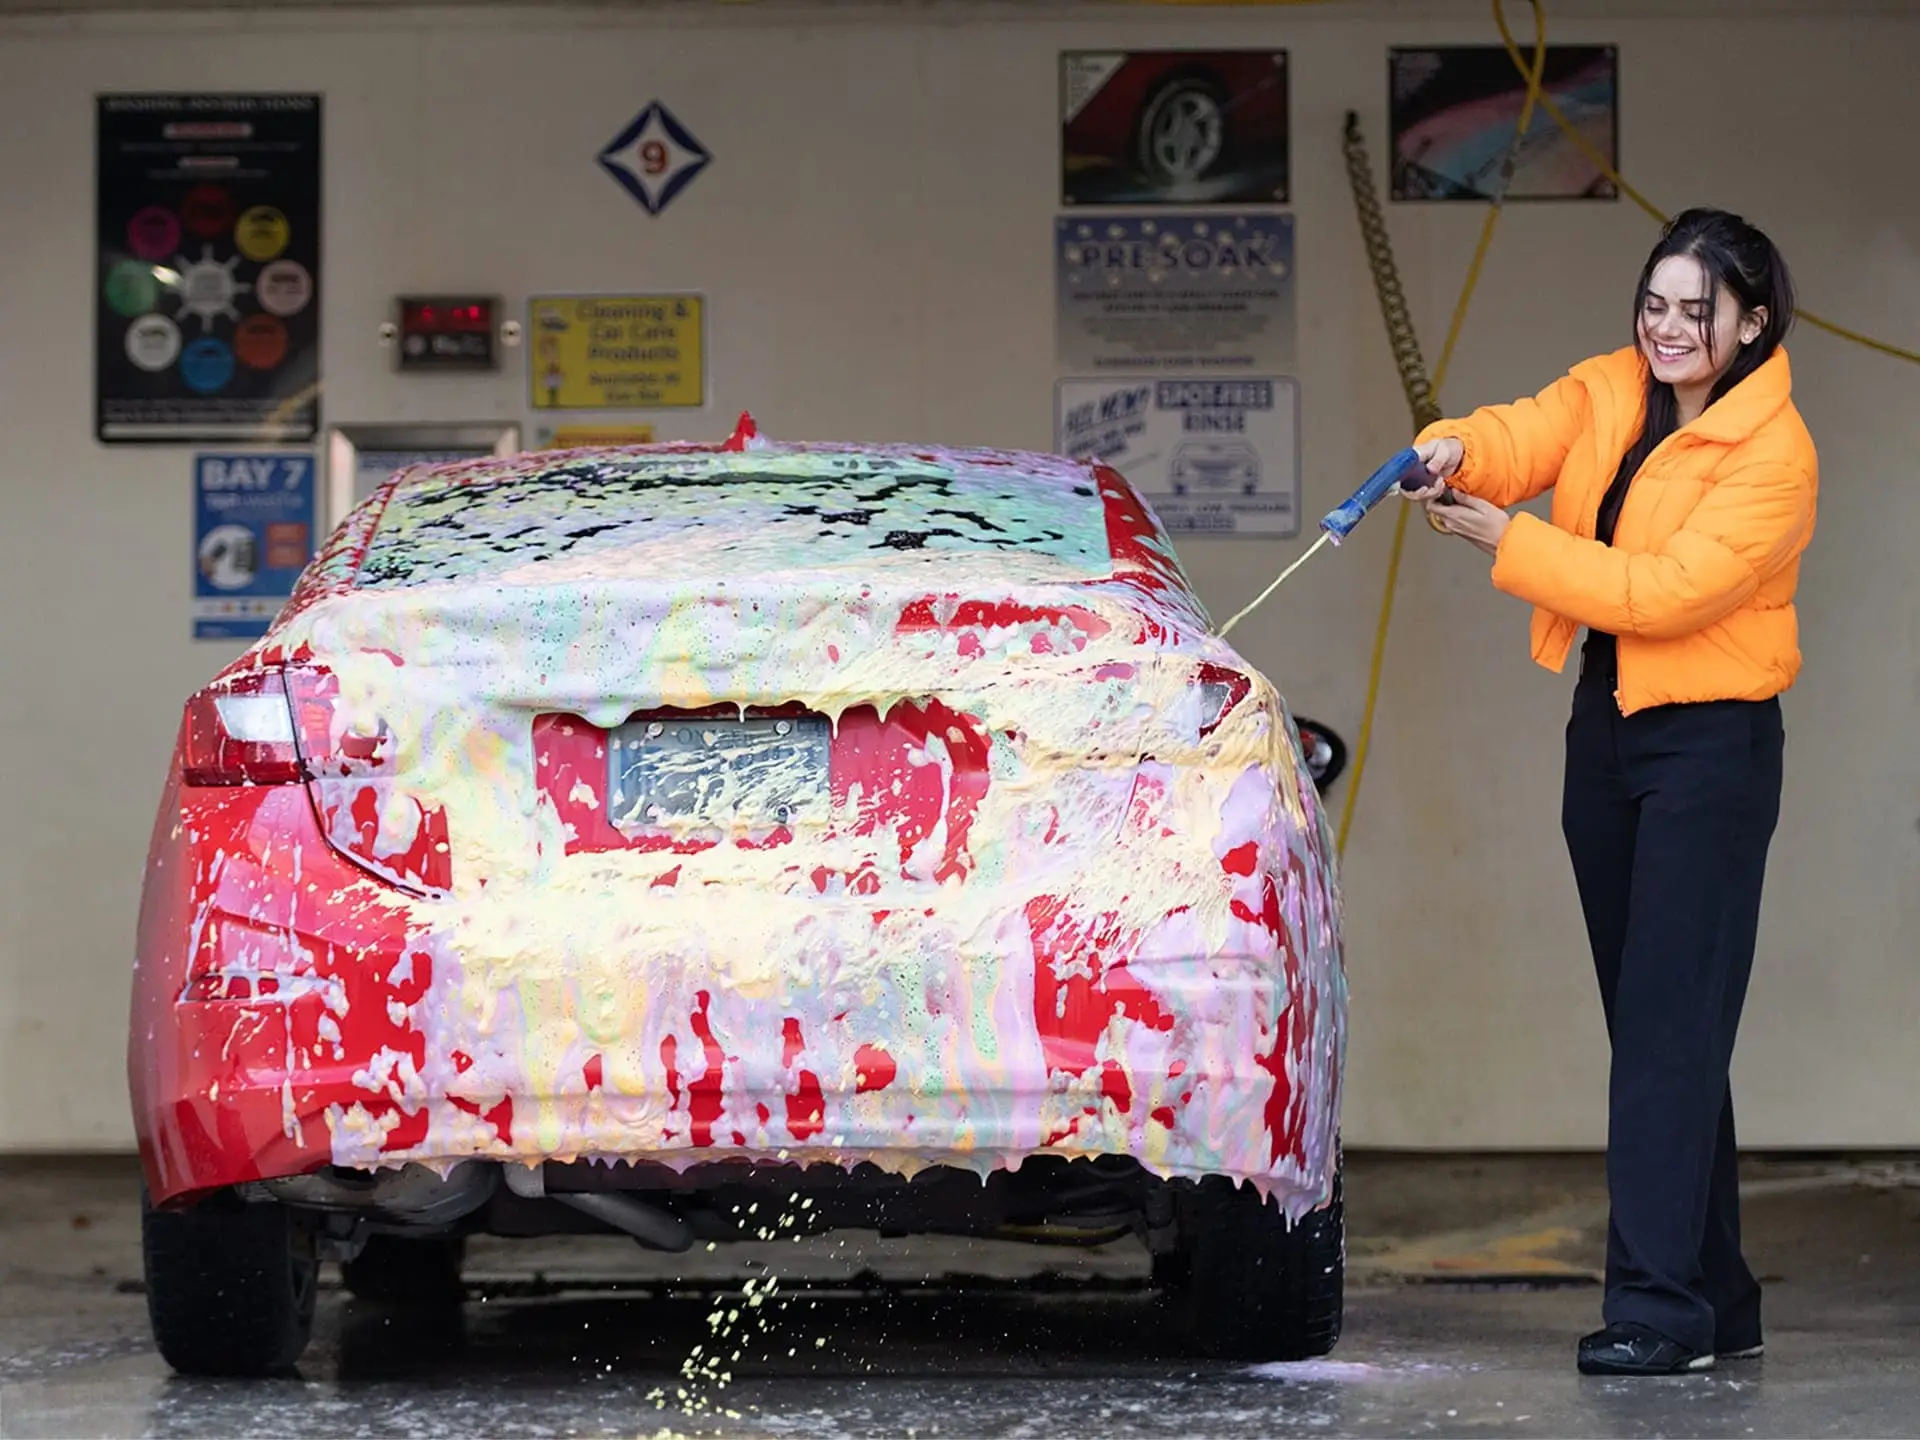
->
xmin=1637 ymin=254 xmax=1765 ymax=392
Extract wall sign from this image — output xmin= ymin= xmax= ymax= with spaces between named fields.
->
xmin=1055 ymin=376 xmax=1301 ymax=537
xmin=1061 ymin=51 xmax=1289 ymax=206
xmin=528 ymin=295 xmax=705 ymax=410
xmin=598 ymin=101 xmax=711 ymax=215
xmin=97 ymin=94 xmax=321 ymax=443
xmin=1389 ymin=45 xmax=1619 ymax=201
xmin=1055 ymin=213 xmax=1294 ymax=374
xmin=535 ymin=424 xmax=658 ymax=449
xmin=193 ymin=452 xmax=314 ymax=638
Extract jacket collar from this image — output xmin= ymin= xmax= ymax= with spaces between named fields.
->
xmin=1584 ymin=344 xmax=1793 ymax=449
xmin=1690 ymin=346 xmax=1793 ymax=443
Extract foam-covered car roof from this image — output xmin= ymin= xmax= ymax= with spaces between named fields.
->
xmin=354 ymin=444 xmax=1118 ymax=590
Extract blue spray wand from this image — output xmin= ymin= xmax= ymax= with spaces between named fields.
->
xmin=1215 ymin=447 xmax=1448 ymax=636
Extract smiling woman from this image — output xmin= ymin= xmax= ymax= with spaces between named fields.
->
xmin=1403 ymin=208 xmax=1816 ymax=1378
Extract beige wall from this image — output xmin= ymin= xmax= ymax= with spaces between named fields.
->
xmin=1 ymin=0 xmax=1913 ymax=1149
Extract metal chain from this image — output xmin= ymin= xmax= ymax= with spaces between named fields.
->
xmin=1339 ymin=111 xmax=1443 ymax=433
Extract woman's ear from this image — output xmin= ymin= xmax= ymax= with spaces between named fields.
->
xmin=1740 ymin=307 xmax=1768 ymax=344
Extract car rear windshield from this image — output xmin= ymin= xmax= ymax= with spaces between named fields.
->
xmin=353 ymin=452 xmax=1116 ymax=589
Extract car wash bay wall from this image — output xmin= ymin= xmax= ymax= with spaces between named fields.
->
xmin=0 ymin=0 xmax=1912 ymax=1151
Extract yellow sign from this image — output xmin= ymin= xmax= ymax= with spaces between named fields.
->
xmin=535 ymin=424 xmax=657 ymax=449
xmin=528 ymin=294 xmax=704 ymax=410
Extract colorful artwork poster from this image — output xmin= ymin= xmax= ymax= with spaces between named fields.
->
xmin=193 ymin=452 xmax=314 ymax=638
xmin=1389 ymin=45 xmax=1618 ymax=201
xmin=1061 ymin=51 xmax=1289 ymax=206
xmin=1056 ymin=376 xmax=1301 ymax=538
xmin=1056 ymin=213 xmax=1294 ymax=374
xmin=97 ymin=95 xmax=321 ymax=443
xmin=529 ymin=295 xmax=705 ymax=410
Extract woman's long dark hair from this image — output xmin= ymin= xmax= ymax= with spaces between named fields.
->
xmin=1617 ymin=208 xmax=1796 ymax=482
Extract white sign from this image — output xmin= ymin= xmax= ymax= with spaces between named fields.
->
xmin=1055 ymin=376 xmax=1301 ymax=538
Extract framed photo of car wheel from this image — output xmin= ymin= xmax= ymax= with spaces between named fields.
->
xmin=1061 ymin=51 xmax=1289 ymax=206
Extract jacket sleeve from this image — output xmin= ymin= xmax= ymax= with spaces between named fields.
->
xmin=1489 ymin=459 xmax=1814 ymax=639
xmin=1414 ymin=370 xmax=1589 ymax=509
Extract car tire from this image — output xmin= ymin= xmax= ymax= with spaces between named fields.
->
xmin=1293 ymin=718 xmax=1349 ymax=795
xmin=340 ymin=1233 xmax=466 ymax=1306
xmin=141 ymin=1188 xmax=319 ymax=1376
xmin=1134 ymin=75 xmax=1229 ymax=186
xmin=1163 ymin=1167 xmax=1344 ymax=1361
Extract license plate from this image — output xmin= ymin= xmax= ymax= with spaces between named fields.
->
xmin=608 ymin=714 xmax=830 ymax=831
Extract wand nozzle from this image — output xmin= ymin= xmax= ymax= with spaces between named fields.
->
xmin=1318 ymin=446 xmax=1452 ymax=545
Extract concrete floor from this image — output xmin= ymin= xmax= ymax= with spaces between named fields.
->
xmin=2 ymin=1153 xmax=1916 ymax=1438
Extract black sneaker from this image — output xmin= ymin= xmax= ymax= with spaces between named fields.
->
xmin=1577 ymin=1322 xmax=1715 ymax=1376
xmin=1718 ymin=1339 xmax=1765 ymax=1361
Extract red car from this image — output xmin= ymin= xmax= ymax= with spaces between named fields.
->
xmin=1063 ymin=50 xmax=1289 ymax=197
xmin=131 ymin=421 xmax=1347 ymax=1374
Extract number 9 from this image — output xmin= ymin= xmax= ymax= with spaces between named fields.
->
xmin=641 ymin=140 xmax=669 ymax=176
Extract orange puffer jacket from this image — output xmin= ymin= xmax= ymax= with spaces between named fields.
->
xmin=1417 ymin=345 xmax=1818 ymax=715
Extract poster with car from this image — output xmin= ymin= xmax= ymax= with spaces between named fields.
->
xmin=193 ymin=452 xmax=314 ymax=638
xmin=1056 ymin=213 xmax=1294 ymax=375
xmin=97 ymin=95 xmax=322 ymax=443
xmin=1061 ymin=51 xmax=1289 ymax=205
xmin=1389 ymin=45 xmax=1618 ymax=201
xmin=1055 ymin=376 xmax=1300 ymax=538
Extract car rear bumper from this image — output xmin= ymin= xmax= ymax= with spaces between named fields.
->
xmin=144 ymin=932 xmax=1338 ymax=1214
xmin=134 ymin=765 xmax=1344 ymax=1215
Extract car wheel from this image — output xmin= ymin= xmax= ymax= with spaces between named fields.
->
xmin=1293 ymin=718 xmax=1348 ymax=794
xmin=1135 ymin=76 xmax=1228 ymax=185
xmin=141 ymin=1187 xmax=319 ymax=1376
xmin=1163 ymin=1167 xmax=1344 ymax=1360
xmin=340 ymin=1233 xmax=466 ymax=1306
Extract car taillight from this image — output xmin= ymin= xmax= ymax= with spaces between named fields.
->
xmin=281 ymin=666 xmax=391 ymax=777
xmin=1194 ymin=663 xmax=1253 ymax=739
xmin=180 ymin=672 xmax=304 ymax=786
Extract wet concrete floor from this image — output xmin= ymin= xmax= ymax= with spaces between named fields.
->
xmin=2 ymin=1153 xmax=1916 ymax=1437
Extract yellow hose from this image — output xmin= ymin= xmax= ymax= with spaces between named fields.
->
xmin=1333 ymin=2 xmax=1548 ymax=859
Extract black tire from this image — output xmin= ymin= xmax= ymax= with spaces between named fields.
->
xmin=1133 ymin=74 xmax=1230 ymax=186
xmin=142 ymin=1188 xmax=318 ymax=1376
xmin=1293 ymin=718 xmax=1349 ymax=794
xmin=340 ymin=1233 xmax=466 ymax=1306
xmin=1163 ymin=1169 xmax=1344 ymax=1361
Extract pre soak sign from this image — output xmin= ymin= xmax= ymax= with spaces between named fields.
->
xmin=1055 ymin=213 xmax=1294 ymax=374
xmin=1055 ymin=377 xmax=1300 ymax=537
xmin=529 ymin=294 xmax=705 ymax=410
xmin=193 ymin=452 xmax=314 ymax=638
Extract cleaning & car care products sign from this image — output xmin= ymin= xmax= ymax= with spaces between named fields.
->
xmin=193 ymin=452 xmax=314 ymax=638
xmin=1055 ymin=377 xmax=1300 ymax=538
xmin=97 ymin=95 xmax=321 ymax=443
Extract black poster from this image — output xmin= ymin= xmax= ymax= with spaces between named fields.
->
xmin=96 ymin=94 xmax=321 ymax=443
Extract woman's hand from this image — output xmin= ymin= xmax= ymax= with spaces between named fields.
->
xmin=1426 ymin=492 xmax=1511 ymax=557
xmin=1403 ymin=436 xmax=1464 ymax=502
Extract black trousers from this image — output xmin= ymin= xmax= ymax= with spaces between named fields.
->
xmin=1561 ymin=652 xmax=1783 ymax=1355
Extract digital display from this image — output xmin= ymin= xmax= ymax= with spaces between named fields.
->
xmin=395 ymin=295 xmax=498 ymax=371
